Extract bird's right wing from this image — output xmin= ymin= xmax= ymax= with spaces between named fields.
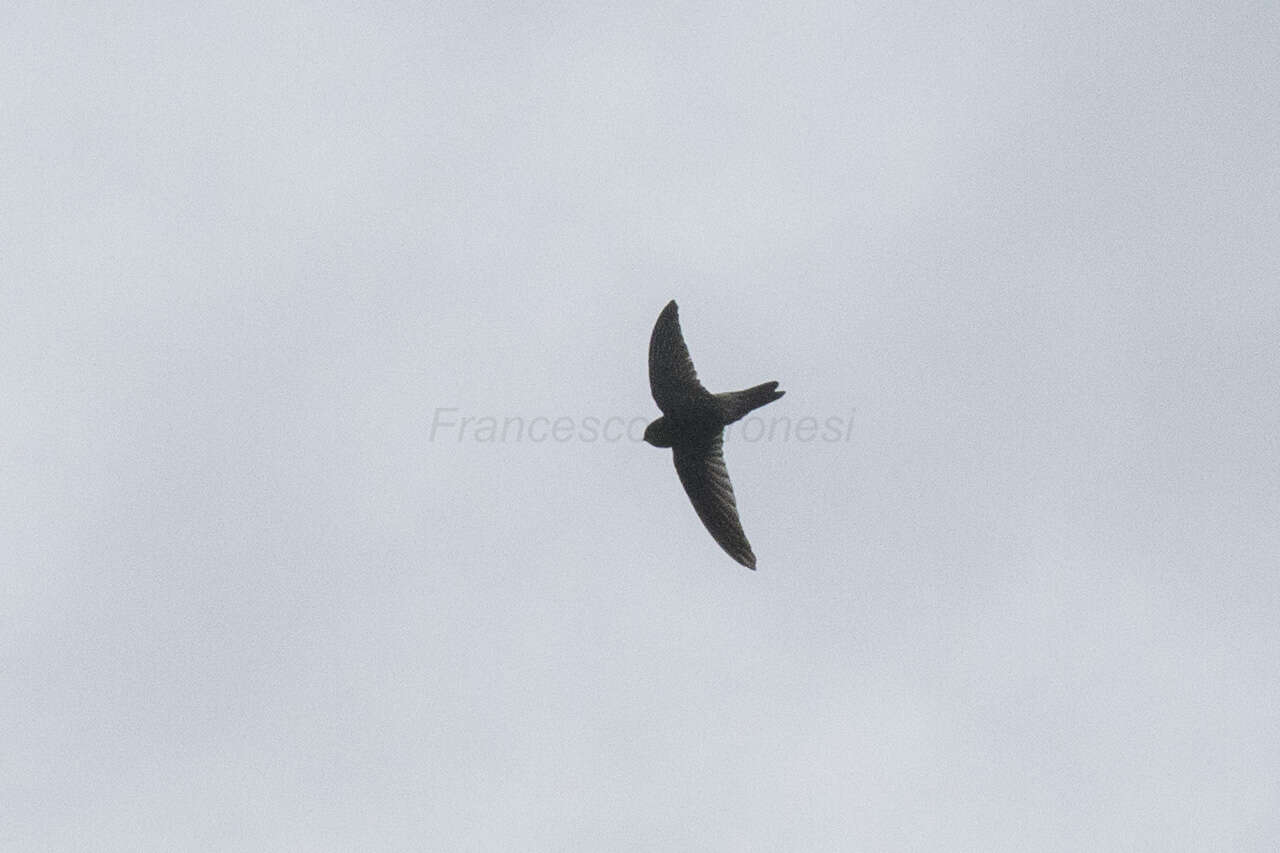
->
xmin=649 ymin=300 xmax=709 ymax=414
xmin=673 ymin=433 xmax=757 ymax=569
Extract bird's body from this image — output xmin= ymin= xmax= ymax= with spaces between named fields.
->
xmin=643 ymin=300 xmax=784 ymax=569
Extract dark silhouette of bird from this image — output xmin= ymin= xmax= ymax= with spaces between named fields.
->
xmin=643 ymin=300 xmax=784 ymax=570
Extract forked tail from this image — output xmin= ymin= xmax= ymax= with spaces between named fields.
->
xmin=717 ymin=381 xmax=785 ymax=424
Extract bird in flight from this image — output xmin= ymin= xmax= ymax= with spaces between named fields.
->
xmin=643 ymin=300 xmax=784 ymax=570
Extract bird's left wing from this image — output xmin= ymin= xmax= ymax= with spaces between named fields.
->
xmin=649 ymin=300 xmax=709 ymax=414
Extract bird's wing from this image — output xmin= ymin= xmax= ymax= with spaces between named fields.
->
xmin=673 ymin=433 xmax=757 ymax=569
xmin=649 ymin=300 xmax=709 ymax=414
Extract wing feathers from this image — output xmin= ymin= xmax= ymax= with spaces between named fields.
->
xmin=672 ymin=434 xmax=757 ymax=569
xmin=648 ymin=300 xmax=708 ymax=415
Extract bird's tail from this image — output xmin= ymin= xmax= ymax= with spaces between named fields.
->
xmin=717 ymin=381 xmax=785 ymax=424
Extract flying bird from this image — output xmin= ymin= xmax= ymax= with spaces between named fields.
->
xmin=643 ymin=300 xmax=784 ymax=569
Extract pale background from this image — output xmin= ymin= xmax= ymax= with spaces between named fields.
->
xmin=4 ymin=3 xmax=1278 ymax=850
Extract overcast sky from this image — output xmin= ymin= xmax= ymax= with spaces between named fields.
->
xmin=4 ymin=3 xmax=1279 ymax=850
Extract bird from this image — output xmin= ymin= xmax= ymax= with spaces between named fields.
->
xmin=643 ymin=299 xmax=784 ymax=570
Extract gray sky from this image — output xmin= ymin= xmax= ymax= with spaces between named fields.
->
xmin=4 ymin=2 xmax=1279 ymax=850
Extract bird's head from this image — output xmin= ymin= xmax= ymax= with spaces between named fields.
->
xmin=643 ymin=416 xmax=673 ymax=448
